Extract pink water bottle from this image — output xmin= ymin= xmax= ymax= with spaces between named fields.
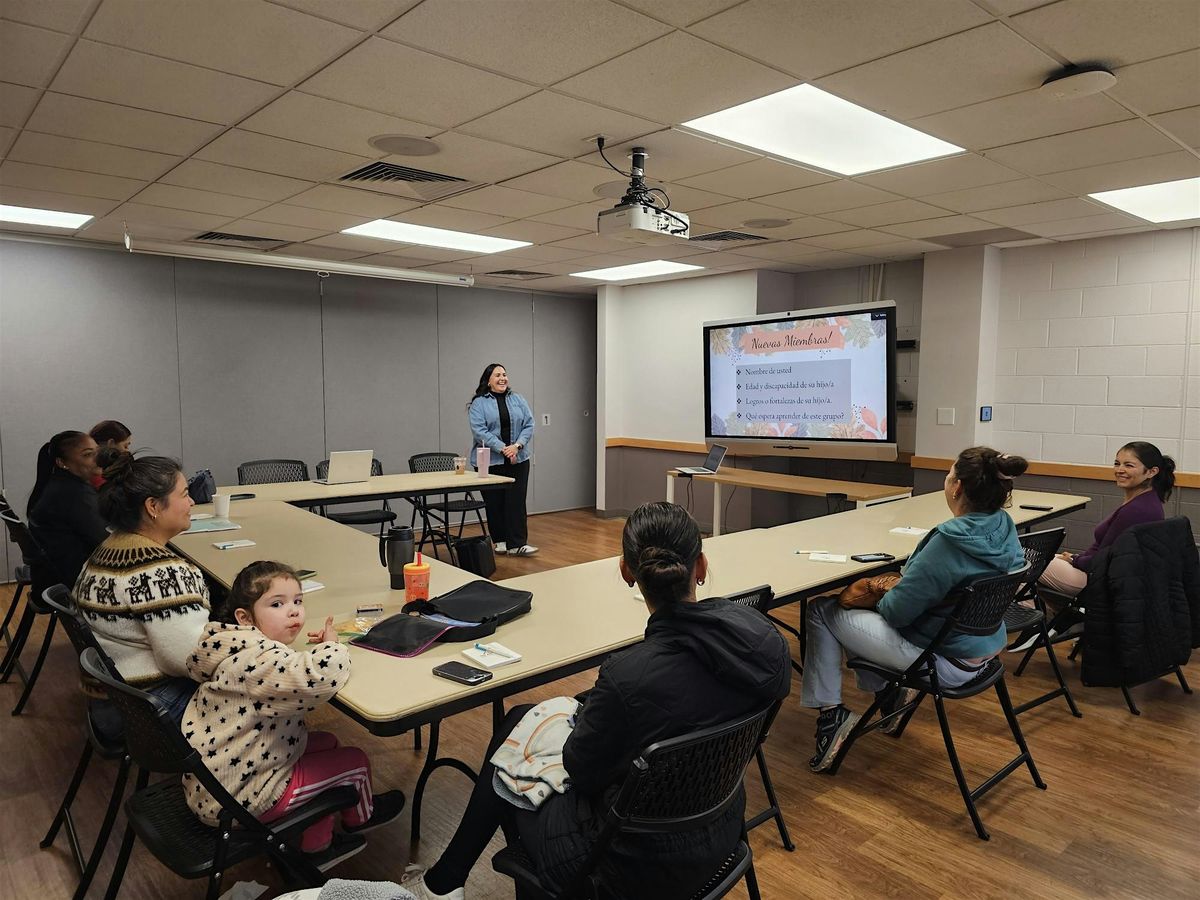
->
xmin=476 ymin=444 xmax=490 ymax=478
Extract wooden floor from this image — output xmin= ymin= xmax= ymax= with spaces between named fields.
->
xmin=1 ymin=507 xmax=1197 ymax=899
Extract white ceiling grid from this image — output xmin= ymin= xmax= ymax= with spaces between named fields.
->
xmin=0 ymin=0 xmax=1192 ymax=294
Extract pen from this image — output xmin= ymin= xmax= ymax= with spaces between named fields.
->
xmin=476 ymin=642 xmax=518 ymax=659
xmin=794 ymin=549 xmax=829 ymax=555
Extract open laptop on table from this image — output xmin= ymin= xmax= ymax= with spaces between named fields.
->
xmin=314 ymin=449 xmax=374 ymax=485
xmin=676 ymin=444 xmax=728 ymax=476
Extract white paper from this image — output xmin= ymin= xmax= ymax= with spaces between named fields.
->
xmin=809 ymin=552 xmax=849 ymax=563
xmin=300 ymin=579 xmax=325 ymax=593
xmin=889 ymin=526 xmax=929 ymax=536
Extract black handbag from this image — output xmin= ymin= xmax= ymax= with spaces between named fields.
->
xmin=454 ymin=535 xmax=497 ymax=578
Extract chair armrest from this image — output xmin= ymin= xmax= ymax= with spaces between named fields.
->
xmin=846 ymin=658 xmax=904 ymax=682
xmin=265 ymin=785 xmax=358 ymax=838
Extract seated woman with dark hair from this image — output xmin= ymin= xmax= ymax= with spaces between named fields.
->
xmin=402 ymin=502 xmax=792 ymax=900
xmin=75 ymin=452 xmax=210 ymax=723
xmin=88 ymin=420 xmax=132 ymax=487
xmin=803 ymin=446 xmax=1029 ymax=773
xmin=28 ymin=430 xmax=107 ymax=590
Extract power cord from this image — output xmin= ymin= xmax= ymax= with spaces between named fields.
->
xmin=723 ymin=486 xmax=738 ymax=534
xmin=596 ymin=137 xmax=688 ymax=235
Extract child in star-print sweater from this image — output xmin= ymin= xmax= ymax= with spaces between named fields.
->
xmin=181 ymin=561 xmax=403 ymax=863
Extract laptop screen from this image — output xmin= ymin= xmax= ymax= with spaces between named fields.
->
xmin=703 ymin=445 xmax=727 ymax=471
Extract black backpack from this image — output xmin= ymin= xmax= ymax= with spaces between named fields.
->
xmin=187 ymin=469 xmax=216 ymax=504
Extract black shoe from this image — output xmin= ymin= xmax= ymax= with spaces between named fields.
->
xmin=308 ymin=831 xmax=367 ymax=872
xmin=875 ymin=687 xmax=920 ymax=735
xmin=343 ymin=790 xmax=406 ymax=835
xmin=810 ymin=705 xmax=861 ymax=773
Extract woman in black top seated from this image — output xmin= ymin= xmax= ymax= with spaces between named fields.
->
xmin=403 ymin=502 xmax=792 ymax=900
xmin=27 ymin=431 xmax=107 ymax=589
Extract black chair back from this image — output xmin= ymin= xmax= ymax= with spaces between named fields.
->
xmin=317 ymin=457 xmax=383 ymax=480
xmin=237 ymin=459 xmax=309 ymax=485
xmin=940 ymin=563 xmax=1032 ymax=637
xmin=724 ymin=585 xmax=774 ymax=614
xmin=42 ymin=585 xmax=123 ymax=676
xmin=0 ymin=489 xmax=47 ymax=566
xmin=1018 ymin=528 xmax=1066 ymax=585
xmin=409 ymin=452 xmax=457 ymax=474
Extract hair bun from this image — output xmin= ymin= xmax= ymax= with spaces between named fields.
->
xmin=103 ymin=450 xmax=136 ymax=482
xmin=993 ymin=451 xmax=1028 ymax=480
xmin=639 ymin=546 xmax=683 ymax=569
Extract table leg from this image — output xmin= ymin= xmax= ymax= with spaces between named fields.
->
xmin=712 ymin=482 xmax=723 ymax=537
xmin=410 ymin=719 xmax=479 ymax=843
xmin=666 ymin=474 xmax=675 ymax=504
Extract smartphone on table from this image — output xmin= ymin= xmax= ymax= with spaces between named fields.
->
xmin=432 ymin=661 xmax=493 ymax=685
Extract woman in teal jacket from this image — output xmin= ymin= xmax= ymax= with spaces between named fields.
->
xmin=803 ymin=446 xmax=1028 ymax=772
xmin=468 ymin=363 xmax=537 ymax=556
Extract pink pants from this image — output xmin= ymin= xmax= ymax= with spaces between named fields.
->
xmin=260 ymin=732 xmax=374 ymax=852
xmin=1038 ymin=556 xmax=1088 ymax=597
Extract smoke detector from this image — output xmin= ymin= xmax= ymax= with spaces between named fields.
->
xmin=368 ymin=134 xmax=441 ymax=156
xmin=1039 ymin=65 xmax=1116 ymax=100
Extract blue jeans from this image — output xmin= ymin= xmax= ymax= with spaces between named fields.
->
xmin=801 ymin=596 xmax=978 ymax=708
xmin=91 ymin=676 xmax=198 ymax=741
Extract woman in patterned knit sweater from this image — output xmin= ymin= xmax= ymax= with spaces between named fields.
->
xmin=75 ymin=454 xmax=210 ymax=723
xmin=183 ymin=561 xmax=404 ymax=871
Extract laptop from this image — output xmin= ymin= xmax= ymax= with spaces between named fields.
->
xmin=314 ymin=450 xmax=374 ymax=485
xmin=677 ymin=444 xmax=728 ymax=476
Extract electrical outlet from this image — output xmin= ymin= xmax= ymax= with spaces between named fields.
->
xmin=542 ymin=414 xmax=551 ymax=426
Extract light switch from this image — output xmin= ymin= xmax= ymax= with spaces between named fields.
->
xmin=936 ymin=407 xmax=955 ymax=425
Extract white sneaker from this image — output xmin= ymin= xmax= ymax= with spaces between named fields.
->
xmin=493 ymin=542 xmax=507 ymax=555
xmin=402 ymin=864 xmax=466 ymax=900
xmin=508 ymin=544 xmax=538 ymax=556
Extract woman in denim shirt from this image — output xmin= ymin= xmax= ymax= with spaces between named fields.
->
xmin=468 ymin=363 xmax=537 ymax=556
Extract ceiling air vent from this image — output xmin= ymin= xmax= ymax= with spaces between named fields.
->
xmin=339 ymin=161 xmax=480 ymax=201
xmin=192 ymin=231 xmax=289 ymax=250
xmin=486 ymin=269 xmax=552 ymax=280
xmin=690 ymin=230 xmax=768 ymax=243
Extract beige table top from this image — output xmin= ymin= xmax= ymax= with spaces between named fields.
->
xmin=218 ymin=471 xmax=513 ymax=506
xmin=670 ymin=467 xmax=910 ymax=502
xmin=173 ymin=488 xmax=1087 ymax=732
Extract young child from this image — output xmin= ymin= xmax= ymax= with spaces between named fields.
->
xmin=182 ymin=560 xmax=404 ymax=870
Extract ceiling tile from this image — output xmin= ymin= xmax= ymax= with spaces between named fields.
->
xmin=920 ymin=178 xmax=1073 ymax=212
xmin=196 ymin=129 xmax=373 ymax=181
xmin=382 ymin=0 xmax=671 ymax=85
xmin=220 ymin=218 xmax=330 ymax=242
xmin=1153 ymin=106 xmax=1200 ymax=149
xmin=133 ymin=183 xmax=272 ymax=218
xmin=306 ymin=232 xmax=415 ymax=253
xmin=0 ymin=160 xmax=145 ymax=200
xmin=856 ymin=239 xmax=949 ymax=258
xmin=480 ymin=220 xmax=589 ymax=244
xmin=441 ymin=185 xmax=573 ymax=218
xmin=691 ymin=0 xmax=990 ymax=79
xmin=818 ymin=23 xmax=1057 ymax=120
xmin=1 ymin=0 xmax=92 ymax=33
xmin=548 ymin=233 xmax=635 ymax=254
xmin=160 ymin=160 xmax=315 ymax=203
xmin=687 ymin=199 xmax=798 ymax=229
xmin=84 ymin=0 xmax=361 ymax=86
xmin=243 ymin=203 xmax=369 ymax=231
xmin=79 ymin=217 xmax=198 ymax=243
xmin=731 ymin=241 xmax=822 ymax=262
xmin=803 ymin=228 xmax=900 ymax=250
xmin=1023 ymin=211 xmax=1146 ymax=237
xmin=459 ymin=92 xmax=659 ymax=159
xmin=0 ymin=126 xmax=14 ymax=157
xmin=713 ymin=216 xmax=854 ymax=241
xmin=983 ymin=119 xmax=1183 ymax=175
xmin=0 ymin=20 xmax=70 ymax=87
xmin=1042 ymin=150 xmax=1200 ymax=194
xmin=787 ymin=249 xmax=883 ymax=268
xmin=831 ymin=198 xmax=955 ymax=227
xmin=397 ymin=205 xmax=513 ymax=232
xmin=286 ymin=242 xmax=374 ymax=261
xmin=0 ymin=185 xmax=118 ymax=218
xmin=856 ymin=154 xmax=1022 ymax=196
xmin=562 ymin=251 xmax=640 ymax=271
xmin=301 ymin=37 xmax=536 ymax=129
xmin=109 ymin=202 xmax=233 ymax=232
xmin=374 ymin=243 xmax=475 ymax=262
xmin=595 ymin=0 xmax=746 ymax=26
xmin=51 ymin=41 xmax=280 ymax=124
xmin=757 ymin=180 xmax=900 ymax=214
xmin=503 ymin=160 xmax=612 ymax=202
xmin=24 ymin=92 xmax=223 ymax=155
xmin=579 ymin=128 xmax=760 ymax=181
xmin=0 ymin=80 xmax=40 ymax=127
xmin=911 ymin=90 xmax=1132 ymax=150
xmin=527 ymin=200 xmax=613 ymax=229
xmin=1108 ymin=49 xmax=1200 ymax=115
xmin=1011 ymin=0 xmax=1200 ymax=68
xmin=678 ymin=158 xmax=833 ymax=199
xmin=243 ymin=91 xmax=435 ymax=157
xmin=556 ymin=31 xmax=796 ymax=123
xmin=270 ymin=0 xmax=422 ymax=30
xmin=487 ymin=242 xmax=589 ymax=262
xmin=989 ymin=0 xmax=1058 ymax=13
xmin=8 ymin=132 xmax=178 ymax=181
xmin=286 ymin=184 xmax=421 ymax=217
xmin=400 ymin=131 xmax=561 ymax=184
xmin=973 ymin=198 xmax=1109 ymax=228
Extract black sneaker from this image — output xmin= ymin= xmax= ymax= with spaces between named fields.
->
xmin=343 ymin=790 xmax=406 ymax=835
xmin=875 ymin=687 xmax=920 ymax=735
xmin=308 ymin=831 xmax=366 ymax=872
xmin=810 ymin=705 xmax=861 ymax=773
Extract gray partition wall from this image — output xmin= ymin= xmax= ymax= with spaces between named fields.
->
xmin=0 ymin=239 xmax=597 ymax=579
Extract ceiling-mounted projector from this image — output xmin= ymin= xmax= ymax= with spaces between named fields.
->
xmin=595 ymin=141 xmax=690 ymax=244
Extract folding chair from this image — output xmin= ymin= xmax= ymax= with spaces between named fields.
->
xmin=315 ymin=457 xmax=396 ymax=536
xmin=407 ymin=452 xmax=487 ymax=562
xmin=237 ymin=459 xmax=309 ymax=485
xmin=0 ymin=489 xmax=57 ymax=715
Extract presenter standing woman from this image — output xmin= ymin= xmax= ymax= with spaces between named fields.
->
xmin=468 ymin=363 xmax=537 ymax=556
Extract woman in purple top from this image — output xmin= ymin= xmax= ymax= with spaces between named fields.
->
xmin=1040 ymin=441 xmax=1176 ymax=596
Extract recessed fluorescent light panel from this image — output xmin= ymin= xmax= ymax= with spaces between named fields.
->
xmin=570 ymin=260 xmax=704 ymax=281
xmin=1088 ymin=177 xmax=1200 ymax=223
xmin=341 ymin=219 xmax=530 ymax=254
xmin=681 ymin=84 xmax=965 ymax=176
xmin=0 ymin=204 xmax=93 ymax=229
